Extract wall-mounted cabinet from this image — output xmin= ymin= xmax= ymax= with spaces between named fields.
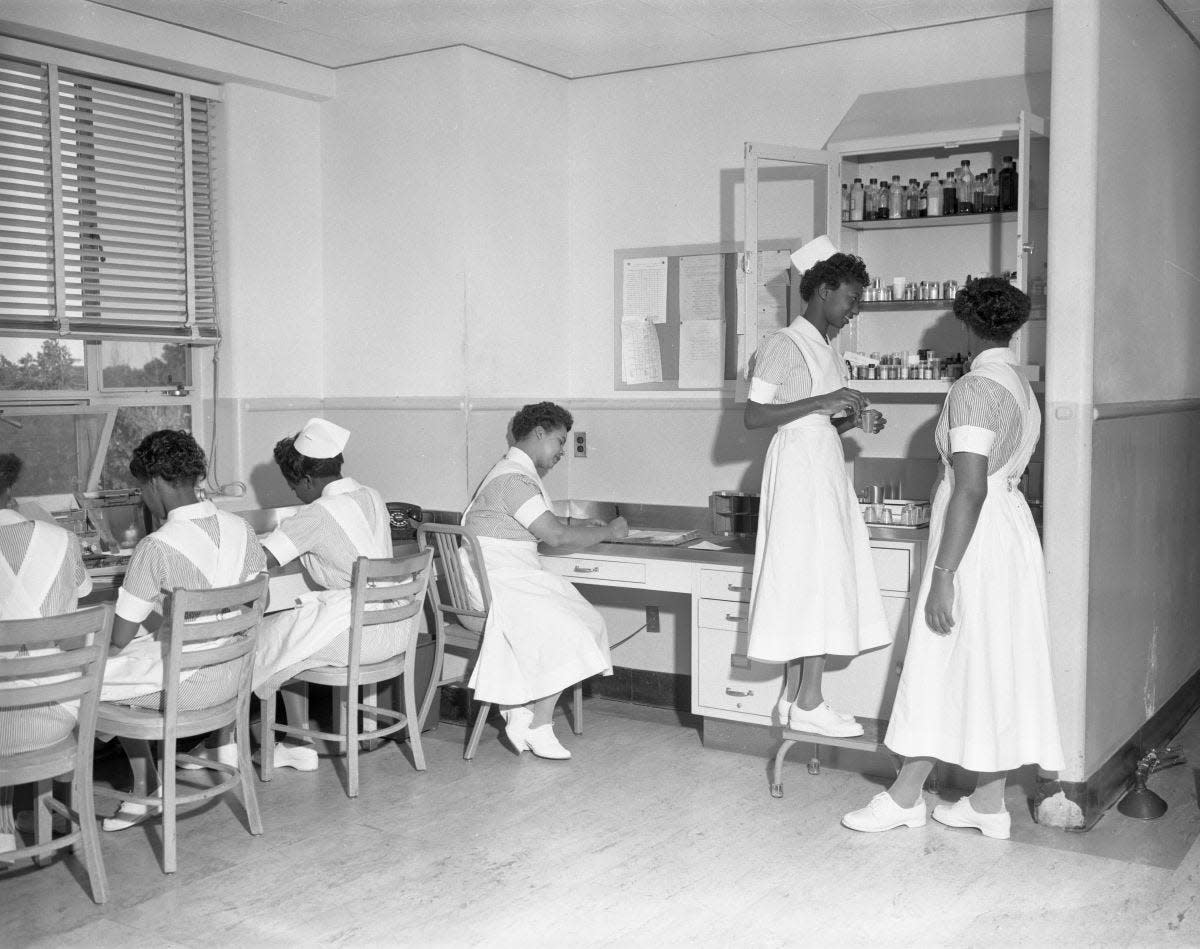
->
xmin=739 ymin=74 xmax=1050 ymax=400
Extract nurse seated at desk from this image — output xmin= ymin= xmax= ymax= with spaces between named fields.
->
xmin=462 ymin=401 xmax=627 ymax=760
xmin=99 ymin=430 xmax=269 ymax=832
xmin=250 ymin=417 xmax=413 ymax=768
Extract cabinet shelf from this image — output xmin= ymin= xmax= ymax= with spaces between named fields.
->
xmin=843 ymin=211 xmax=1016 ymax=231
xmin=850 ymin=379 xmax=1044 ymax=396
xmin=858 ymin=300 xmax=953 ymax=312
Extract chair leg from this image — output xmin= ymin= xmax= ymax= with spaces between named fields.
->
xmin=73 ymin=766 xmax=108 ymax=904
xmin=332 ymin=686 xmax=347 ymax=756
xmin=402 ymin=660 xmax=426 ymax=772
xmin=345 ymin=685 xmax=358 ymax=798
xmin=237 ymin=701 xmax=264 ymax=836
xmin=464 ymin=701 xmax=491 ymax=760
xmin=261 ymin=686 xmax=276 ymax=782
xmin=573 ymin=682 xmax=584 ymax=735
xmin=162 ymin=736 xmax=177 ymax=874
xmin=34 ymin=779 xmax=52 ymax=867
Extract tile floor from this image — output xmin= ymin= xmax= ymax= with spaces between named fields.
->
xmin=2 ymin=700 xmax=1199 ymax=947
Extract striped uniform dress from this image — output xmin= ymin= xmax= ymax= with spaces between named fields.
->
xmin=111 ymin=502 xmax=267 ymax=710
xmin=260 ymin=477 xmax=402 ymax=667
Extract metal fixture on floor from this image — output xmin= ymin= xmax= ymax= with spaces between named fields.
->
xmin=1117 ymin=747 xmax=1186 ymax=820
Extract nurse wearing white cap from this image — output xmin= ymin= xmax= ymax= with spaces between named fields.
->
xmin=744 ymin=236 xmax=891 ymax=738
xmin=246 ymin=418 xmax=404 ymax=771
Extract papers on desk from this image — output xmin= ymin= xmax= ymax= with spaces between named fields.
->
xmin=687 ymin=540 xmax=731 ymax=551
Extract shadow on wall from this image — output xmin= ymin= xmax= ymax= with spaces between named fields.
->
xmin=708 ymin=405 xmax=775 ymax=493
xmin=248 ymin=461 xmax=295 ymax=509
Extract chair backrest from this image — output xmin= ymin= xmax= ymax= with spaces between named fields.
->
xmin=158 ymin=573 xmax=269 ymax=725
xmin=0 ymin=605 xmax=114 ymax=761
xmin=345 ymin=549 xmax=435 ymax=668
xmin=416 ymin=523 xmax=490 ymax=633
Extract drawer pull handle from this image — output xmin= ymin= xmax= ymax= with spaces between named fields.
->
xmin=724 ymin=613 xmax=746 ymax=623
xmin=725 ymin=688 xmax=755 ymax=697
xmin=730 ymin=654 xmax=750 ymax=670
xmin=573 ymin=566 xmax=600 ymax=574
xmin=727 ymin=583 xmax=750 ymax=593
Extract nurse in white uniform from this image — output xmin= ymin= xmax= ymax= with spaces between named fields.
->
xmin=745 ymin=237 xmax=891 ymax=738
xmin=100 ymin=430 xmax=268 ymax=831
xmin=843 ymin=278 xmax=1064 ymax=839
xmin=1 ymin=453 xmax=93 ymax=853
xmin=463 ymin=402 xmax=627 ymax=759
xmin=252 ymin=418 xmax=405 ymax=764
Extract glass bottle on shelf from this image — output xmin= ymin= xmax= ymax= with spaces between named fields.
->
xmin=926 ymin=171 xmax=942 ymax=217
xmin=841 ymin=183 xmax=850 ymax=222
xmin=888 ymin=174 xmax=904 ymax=219
xmin=955 ymin=159 xmax=974 ymax=213
xmin=877 ymin=177 xmax=890 ymax=220
xmin=906 ymin=178 xmax=920 ymax=218
xmin=942 ymin=170 xmax=958 ymax=215
xmin=998 ymin=155 xmax=1018 ymax=211
xmin=865 ymin=178 xmax=878 ymax=219
xmin=972 ymin=174 xmax=986 ymax=214
xmin=850 ymin=177 xmax=864 ymax=221
xmin=986 ymin=167 xmax=999 ymax=212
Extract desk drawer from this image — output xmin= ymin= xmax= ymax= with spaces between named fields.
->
xmin=698 ymin=598 xmax=749 ymax=632
xmin=696 ymin=626 xmax=780 ymax=719
xmin=698 ymin=568 xmax=753 ymax=601
xmin=871 ymin=546 xmax=911 ymax=593
xmin=549 ymin=557 xmax=647 ymax=585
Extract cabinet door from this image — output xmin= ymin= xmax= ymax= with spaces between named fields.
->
xmin=820 ymin=594 xmax=911 ymax=722
xmin=694 ymin=624 xmax=783 ymax=722
xmin=739 ymin=142 xmax=840 ymax=401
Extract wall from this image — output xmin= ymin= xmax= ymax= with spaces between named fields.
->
xmin=1081 ymin=0 xmax=1200 ymax=772
xmin=562 ymin=12 xmax=1053 ymax=508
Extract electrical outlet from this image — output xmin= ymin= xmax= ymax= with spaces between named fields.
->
xmin=574 ymin=431 xmax=587 ymax=457
xmin=645 ymin=606 xmax=660 ymax=632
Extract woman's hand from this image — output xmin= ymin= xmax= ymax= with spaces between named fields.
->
xmin=607 ymin=515 xmax=629 ymax=540
xmin=924 ymin=571 xmax=957 ymax=635
xmin=817 ymin=387 xmax=870 ymax=418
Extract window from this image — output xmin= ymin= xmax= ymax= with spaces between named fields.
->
xmin=0 ymin=54 xmax=219 ymax=340
xmin=0 ymin=49 xmax=218 ymax=501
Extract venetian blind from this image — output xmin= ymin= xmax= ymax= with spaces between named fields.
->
xmin=0 ymin=55 xmax=219 ymax=342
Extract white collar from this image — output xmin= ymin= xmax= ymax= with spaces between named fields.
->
xmin=971 ymin=347 xmax=1018 ymax=369
xmin=0 ymin=508 xmax=29 ymax=528
xmin=320 ymin=477 xmax=362 ymax=499
xmin=503 ymin=446 xmax=538 ymax=477
xmin=165 ymin=500 xmax=218 ymax=523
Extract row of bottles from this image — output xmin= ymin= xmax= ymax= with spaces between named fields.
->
xmin=849 ymin=350 xmax=970 ymax=382
xmin=842 ymin=158 xmax=1018 ymax=222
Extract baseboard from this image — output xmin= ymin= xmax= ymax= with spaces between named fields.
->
xmin=1046 ymin=663 xmax=1200 ymax=830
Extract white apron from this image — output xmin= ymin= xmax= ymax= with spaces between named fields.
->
xmin=102 ymin=511 xmax=249 ymax=703
xmin=253 ymin=489 xmax=406 ymax=695
xmin=0 ymin=520 xmax=81 ymax=721
xmin=746 ymin=321 xmax=891 ymax=662
xmin=885 ymin=350 xmax=1065 ymax=772
xmin=461 ymin=451 xmax=611 ymax=706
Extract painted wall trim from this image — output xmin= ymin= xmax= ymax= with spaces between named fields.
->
xmin=1093 ymin=399 xmax=1200 ymax=420
xmin=323 ymin=397 xmax=467 ymax=412
xmin=243 ymin=398 xmax=325 ymax=413
xmin=467 ymin=396 xmax=738 ymax=411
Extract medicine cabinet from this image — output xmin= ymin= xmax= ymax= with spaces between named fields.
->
xmin=739 ymin=74 xmax=1050 ymax=399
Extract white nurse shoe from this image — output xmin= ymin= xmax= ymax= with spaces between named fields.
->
xmin=776 ymin=694 xmax=856 ymax=727
xmin=521 ymin=724 xmax=571 ymax=760
xmin=932 ymin=797 xmax=1012 ymax=839
xmin=786 ymin=701 xmax=865 ymax=738
xmin=842 ymin=792 xmax=927 ymax=833
xmin=501 ymin=705 xmax=534 ymax=753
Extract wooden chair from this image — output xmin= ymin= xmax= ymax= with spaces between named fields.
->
xmin=260 ymin=550 xmax=434 ymax=798
xmin=94 ymin=575 xmax=267 ymax=875
xmin=0 ymin=605 xmax=113 ymax=903
xmin=416 ymin=523 xmax=583 ymax=761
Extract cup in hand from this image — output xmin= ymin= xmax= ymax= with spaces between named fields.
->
xmin=858 ymin=407 xmax=881 ymax=433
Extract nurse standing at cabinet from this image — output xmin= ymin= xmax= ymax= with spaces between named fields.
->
xmin=745 ymin=236 xmax=891 ymax=739
xmin=842 ymin=278 xmax=1064 ymax=839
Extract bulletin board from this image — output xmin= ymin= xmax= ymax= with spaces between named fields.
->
xmin=614 ymin=239 xmax=800 ymax=391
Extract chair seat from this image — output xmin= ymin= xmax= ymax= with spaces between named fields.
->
xmin=291 ymin=653 xmax=407 ymax=688
xmin=442 ymin=622 xmax=482 ymax=653
xmin=0 ymin=735 xmax=77 ymax=786
xmin=97 ymin=697 xmax=239 ymax=741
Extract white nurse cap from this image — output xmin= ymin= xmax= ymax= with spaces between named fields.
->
xmin=790 ymin=234 xmax=839 ymax=274
xmin=293 ymin=417 xmax=350 ymax=459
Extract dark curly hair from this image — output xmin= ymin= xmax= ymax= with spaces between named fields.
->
xmin=953 ymin=277 xmax=1031 ymax=343
xmin=273 ymin=434 xmax=343 ymax=485
xmin=129 ymin=430 xmax=207 ymax=485
xmin=0 ymin=453 xmax=23 ymax=494
xmin=510 ymin=402 xmax=573 ymax=441
xmin=798 ymin=252 xmax=870 ymax=302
